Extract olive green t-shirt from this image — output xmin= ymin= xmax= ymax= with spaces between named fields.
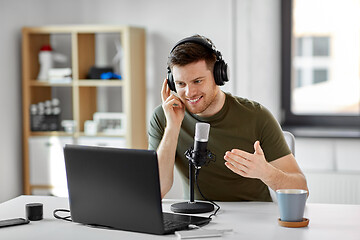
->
xmin=148 ymin=92 xmax=291 ymax=202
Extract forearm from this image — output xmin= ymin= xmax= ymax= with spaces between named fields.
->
xmin=262 ymin=164 xmax=308 ymax=192
xmin=157 ymin=126 xmax=181 ymax=198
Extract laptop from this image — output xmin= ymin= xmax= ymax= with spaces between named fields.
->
xmin=63 ymin=144 xmax=211 ymax=235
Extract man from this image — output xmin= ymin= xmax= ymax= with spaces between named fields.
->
xmin=148 ymin=35 xmax=308 ymax=201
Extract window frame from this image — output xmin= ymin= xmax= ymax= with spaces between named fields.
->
xmin=280 ymin=0 xmax=360 ymax=128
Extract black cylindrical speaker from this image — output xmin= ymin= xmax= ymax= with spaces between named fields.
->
xmin=26 ymin=203 xmax=43 ymax=221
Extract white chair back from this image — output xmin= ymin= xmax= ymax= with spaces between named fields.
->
xmin=283 ymin=131 xmax=295 ymax=156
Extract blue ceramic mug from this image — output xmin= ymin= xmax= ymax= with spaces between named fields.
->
xmin=276 ymin=189 xmax=308 ymax=222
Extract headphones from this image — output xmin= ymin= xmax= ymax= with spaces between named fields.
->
xmin=167 ymin=36 xmax=229 ymax=92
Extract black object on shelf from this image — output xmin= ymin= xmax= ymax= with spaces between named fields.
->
xmin=87 ymin=66 xmax=114 ymax=79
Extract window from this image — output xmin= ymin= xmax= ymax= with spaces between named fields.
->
xmin=313 ymin=69 xmax=327 ymax=84
xmin=312 ymin=37 xmax=329 ymax=56
xmin=281 ymin=0 xmax=360 ymax=128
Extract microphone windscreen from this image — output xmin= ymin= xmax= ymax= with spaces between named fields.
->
xmin=195 ymin=122 xmax=210 ymax=142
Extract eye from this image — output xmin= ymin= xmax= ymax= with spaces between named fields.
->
xmin=194 ymin=80 xmax=202 ymax=84
xmin=176 ymin=82 xmax=185 ymax=87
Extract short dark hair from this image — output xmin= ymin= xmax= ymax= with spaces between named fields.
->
xmin=167 ymin=35 xmax=217 ymax=71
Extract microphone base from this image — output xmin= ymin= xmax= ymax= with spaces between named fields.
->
xmin=171 ymin=201 xmax=214 ymax=214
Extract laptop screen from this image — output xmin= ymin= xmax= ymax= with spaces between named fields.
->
xmin=64 ymin=145 xmax=166 ymax=234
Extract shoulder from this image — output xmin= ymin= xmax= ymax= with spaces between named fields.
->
xmin=148 ymin=105 xmax=166 ymax=150
xmin=225 ymin=92 xmax=265 ymax=113
xmin=150 ymin=105 xmax=166 ymax=126
xmin=152 ymin=104 xmax=165 ymax=118
xmin=224 ymin=92 xmax=276 ymax=128
xmin=148 ymin=105 xmax=166 ymax=137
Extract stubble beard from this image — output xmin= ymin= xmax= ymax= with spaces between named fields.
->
xmin=186 ymin=89 xmax=218 ymax=116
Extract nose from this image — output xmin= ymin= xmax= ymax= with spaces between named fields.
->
xmin=185 ymin=85 xmax=196 ymax=97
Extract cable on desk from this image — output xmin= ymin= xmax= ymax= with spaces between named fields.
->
xmin=53 ymin=209 xmax=115 ymax=230
xmin=53 ymin=209 xmax=72 ymax=222
xmin=195 ymin=169 xmax=220 ymax=218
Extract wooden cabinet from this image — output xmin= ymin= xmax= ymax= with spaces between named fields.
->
xmin=22 ymin=25 xmax=147 ymax=195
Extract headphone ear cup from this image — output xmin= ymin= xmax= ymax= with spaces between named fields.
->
xmin=167 ymin=68 xmax=177 ymax=92
xmin=220 ymin=60 xmax=229 ymax=84
xmin=213 ymin=60 xmax=229 ymax=86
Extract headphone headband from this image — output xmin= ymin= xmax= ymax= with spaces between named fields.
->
xmin=170 ymin=36 xmax=222 ymax=60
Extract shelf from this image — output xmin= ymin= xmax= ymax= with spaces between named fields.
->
xmin=30 ymin=80 xmax=73 ymax=87
xmin=29 ymin=80 xmax=125 ymax=87
xmin=29 ymin=80 xmax=124 ymax=87
xmin=77 ymin=80 xmax=124 ymax=87
xmin=30 ymin=131 xmax=73 ymax=137
xmin=78 ymin=132 xmax=126 ymax=138
xmin=30 ymin=131 xmax=126 ymax=138
xmin=24 ymin=25 xmax=129 ymax=34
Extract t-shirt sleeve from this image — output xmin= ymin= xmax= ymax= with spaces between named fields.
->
xmin=256 ymin=106 xmax=291 ymax=162
xmin=148 ymin=106 xmax=166 ymax=150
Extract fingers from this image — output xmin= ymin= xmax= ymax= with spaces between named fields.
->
xmin=164 ymin=97 xmax=183 ymax=109
xmin=229 ymin=149 xmax=253 ymax=161
xmin=229 ymin=141 xmax=263 ymax=159
xmin=224 ymin=151 xmax=249 ymax=172
xmin=223 ymin=142 xmax=259 ymax=177
xmin=161 ymin=78 xmax=170 ymax=102
xmin=161 ymin=78 xmax=185 ymax=112
xmin=253 ymin=141 xmax=264 ymax=155
xmin=224 ymin=151 xmax=249 ymax=177
xmin=224 ymin=141 xmax=262 ymax=170
xmin=225 ymin=161 xmax=247 ymax=177
xmin=224 ymin=151 xmax=249 ymax=165
xmin=161 ymin=78 xmax=183 ymax=106
xmin=224 ymin=141 xmax=268 ymax=179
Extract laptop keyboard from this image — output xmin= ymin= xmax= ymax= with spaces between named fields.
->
xmin=162 ymin=212 xmax=211 ymax=233
xmin=162 ymin=213 xmax=189 ymax=233
xmin=163 ymin=219 xmax=189 ymax=230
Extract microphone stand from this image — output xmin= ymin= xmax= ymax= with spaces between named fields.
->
xmin=170 ymin=149 xmax=214 ymax=214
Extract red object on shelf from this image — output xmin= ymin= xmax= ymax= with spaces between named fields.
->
xmin=40 ymin=45 xmax=52 ymax=51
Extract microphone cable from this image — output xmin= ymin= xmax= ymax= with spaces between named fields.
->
xmin=194 ymin=168 xmax=220 ymax=218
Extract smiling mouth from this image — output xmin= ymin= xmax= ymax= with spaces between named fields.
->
xmin=187 ymin=96 xmax=202 ymax=104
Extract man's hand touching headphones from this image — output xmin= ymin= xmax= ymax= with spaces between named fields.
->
xmin=161 ymin=78 xmax=185 ymax=129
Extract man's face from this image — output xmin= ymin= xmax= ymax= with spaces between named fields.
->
xmin=172 ymin=60 xmax=220 ymax=117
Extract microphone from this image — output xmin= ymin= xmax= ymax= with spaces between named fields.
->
xmin=191 ymin=123 xmax=210 ymax=168
xmin=171 ymin=122 xmax=216 ymax=214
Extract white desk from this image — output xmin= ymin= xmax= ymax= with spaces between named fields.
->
xmin=0 ymin=195 xmax=359 ymax=240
